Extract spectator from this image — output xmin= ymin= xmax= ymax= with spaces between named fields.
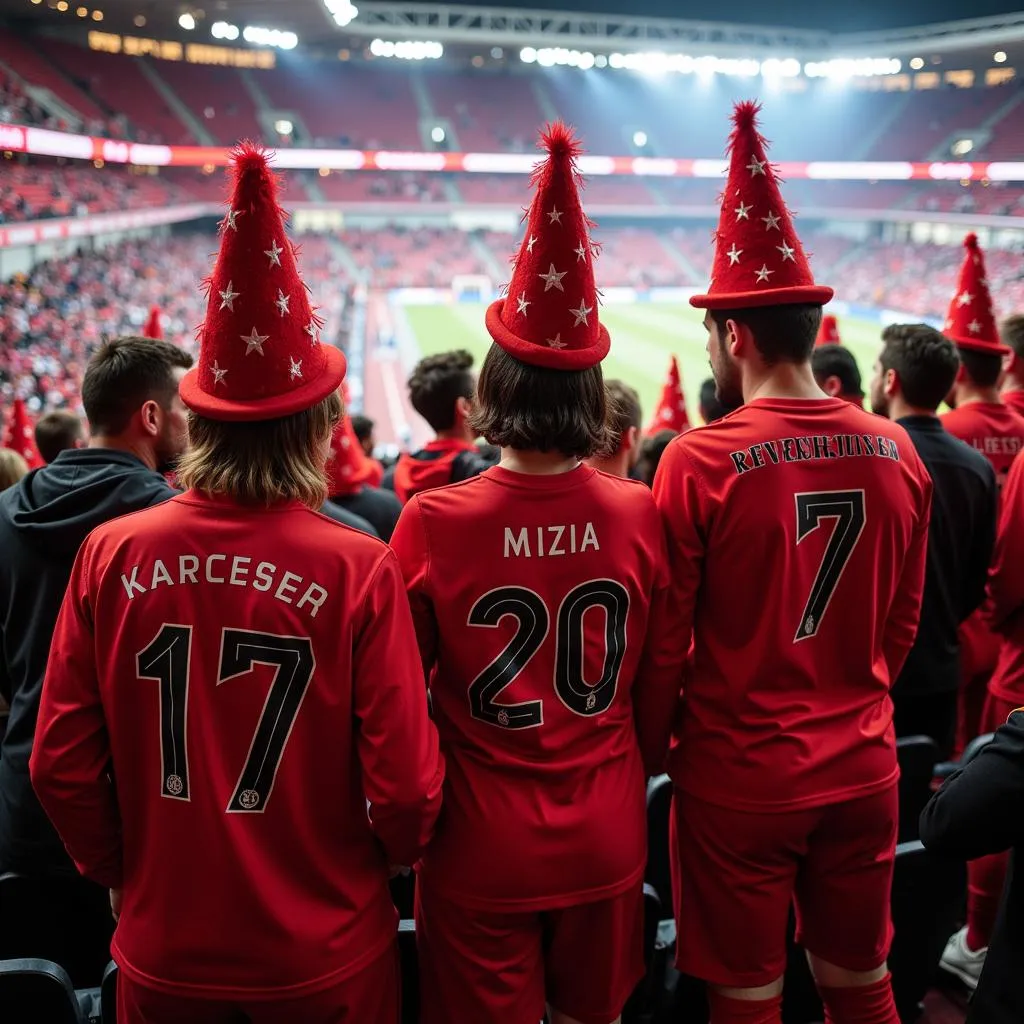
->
xmin=698 ymin=376 xmax=734 ymax=425
xmin=999 ymin=313 xmax=1024 ymax=418
xmin=350 ymin=412 xmax=377 ymax=457
xmin=812 ymin=344 xmax=866 ymax=408
xmin=34 ymin=409 xmax=86 ymax=464
xmin=636 ymin=428 xmax=676 ymax=488
xmin=0 ymin=448 xmax=28 ymax=490
xmin=586 ymin=379 xmax=642 ymax=479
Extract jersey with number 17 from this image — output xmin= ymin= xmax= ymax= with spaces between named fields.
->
xmin=653 ymin=397 xmax=932 ymax=813
xmin=391 ymin=464 xmax=689 ymax=911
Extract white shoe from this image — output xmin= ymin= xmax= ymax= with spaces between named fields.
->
xmin=940 ymin=926 xmax=987 ymax=990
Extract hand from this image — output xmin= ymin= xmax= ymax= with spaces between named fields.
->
xmin=109 ymin=888 xmax=122 ymax=922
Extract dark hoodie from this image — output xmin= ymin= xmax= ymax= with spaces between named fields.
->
xmin=0 ymin=448 xmax=178 ymax=876
xmin=384 ymin=439 xmax=498 ymax=504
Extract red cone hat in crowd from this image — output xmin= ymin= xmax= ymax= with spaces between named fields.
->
xmin=815 ymin=314 xmax=841 ymax=347
xmin=486 ymin=122 xmax=610 ymax=370
xmin=2 ymin=398 xmax=43 ymax=469
xmin=143 ymin=306 xmax=163 ymax=340
xmin=647 ymin=355 xmax=690 ymax=434
xmin=326 ymin=407 xmax=377 ymax=496
xmin=691 ymin=102 xmax=833 ymax=310
xmin=179 ymin=142 xmax=346 ymax=421
xmin=943 ymin=233 xmax=1008 ymax=355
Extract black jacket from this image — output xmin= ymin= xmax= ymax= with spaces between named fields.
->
xmin=0 ymin=449 xmax=178 ymax=876
xmin=332 ymin=486 xmax=402 ymax=542
xmin=921 ymin=712 xmax=1024 ymax=1024
xmin=894 ymin=416 xmax=997 ymax=696
xmin=320 ymin=498 xmax=378 ymax=538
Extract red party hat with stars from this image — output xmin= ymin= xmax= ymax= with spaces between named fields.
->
xmin=179 ymin=142 xmax=346 ymax=422
xmin=485 ymin=123 xmax=610 ymax=371
xmin=691 ymin=102 xmax=833 ymax=310
xmin=326 ymin=409 xmax=378 ymax=496
xmin=2 ymin=398 xmax=43 ymax=469
xmin=646 ymin=356 xmax=690 ymax=434
xmin=143 ymin=305 xmax=163 ymax=340
xmin=943 ymin=233 xmax=1008 ymax=354
xmin=815 ymin=314 xmax=841 ymax=347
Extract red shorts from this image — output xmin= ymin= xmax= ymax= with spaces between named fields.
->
xmin=416 ymin=881 xmax=644 ymax=1024
xmin=672 ymin=785 xmax=898 ymax=988
xmin=116 ymin=943 xmax=399 ymax=1024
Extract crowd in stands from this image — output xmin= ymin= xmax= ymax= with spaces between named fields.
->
xmin=0 ymin=67 xmax=57 ymax=131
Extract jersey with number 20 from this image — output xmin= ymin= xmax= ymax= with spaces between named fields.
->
xmin=31 ymin=491 xmax=443 ymax=999
xmin=391 ymin=464 xmax=687 ymax=911
xmin=653 ymin=397 xmax=932 ymax=812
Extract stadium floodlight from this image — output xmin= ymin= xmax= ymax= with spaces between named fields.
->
xmin=910 ymin=57 xmax=925 ymax=70
xmin=178 ymin=13 xmax=196 ymax=31
xmin=952 ymin=139 xmax=974 ymax=155
xmin=370 ymin=39 xmax=444 ymax=60
xmin=633 ymin=130 xmax=648 ymax=147
xmin=275 ymin=119 xmax=294 ymax=136
xmin=431 ymin=126 xmax=446 ymax=143
xmin=323 ymin=0 xmax=359 ymax=28
xmin=995 ymin=51 xmax=1008 ymax=63
xmin=211 ymin=21 xmax=240 ymax=41
xmin=520 ymin=47 xmax=537 ymax=64
xmin=761 ymin=58 xmax=801 ymax=78
xmin=243 ymin=26 xmax=299 ymax=50
xmin=804 ymin=57 xmax=901 ymax=79
xmin=531 ymin=47 xmax=598 ymax=69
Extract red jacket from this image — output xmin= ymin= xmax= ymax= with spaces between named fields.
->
xmin=31 ymin=491 xmax=443 ymax=999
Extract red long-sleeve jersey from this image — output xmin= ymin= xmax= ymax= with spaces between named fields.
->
xmin=986 ymin=454 xmax=1024 ymax=706
xmin=30 ymin=491 xmax=443 ymax=999
xmin=653 ymin=397 xmax=932 ymax=812
xmin=390 ymin=465 xmax=688 ymax=911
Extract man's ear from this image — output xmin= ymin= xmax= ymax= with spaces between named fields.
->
xmin=454 ymin=395 xmax=472 ymax=421
xmin=139 ymin=399 xmax=162 ymax=438
xmin=624 ymin=425 xmax=639 ymax=453
xmin=884 ymin=368 xmax=900 ymax=398
xmin=724 ymin=317 xmax=750 ymax=357
xmin=820 ymin=375 xmax=842 ymax=398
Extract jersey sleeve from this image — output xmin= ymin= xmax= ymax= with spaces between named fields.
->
xmin=985 ymin=454 xmax=1024 ymax=632
xmin=352 ymin=550 xmax=444 ymax=867
xmin=882 ymin=462 xmax=932 ymax=682
xmin=389 ymin=497 xmax=439 ymax=674
xmin=29 ymin=540 xmax=123 ymax=890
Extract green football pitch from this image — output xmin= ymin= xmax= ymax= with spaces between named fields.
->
xmin=402 ymin=302 xmax=886 ymax=422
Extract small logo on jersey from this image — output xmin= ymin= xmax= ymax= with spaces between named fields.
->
xmin=239 ymin=789 xmax=260 ymax=810
xmin=586 ymin=691 xmax=597 ymax=711
xmin=803 ymin=616 xmax=815 ymax=635
xmin=166 ymin=775 xmax=183 ymax=796
xmin=497 ymin=710 xmax=510 ymax=727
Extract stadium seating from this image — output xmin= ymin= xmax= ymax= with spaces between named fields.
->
xmin=0 ymin=958 xmax=86 ymax=1024
xmin=147 ymin=63 xmax=262 ymax=146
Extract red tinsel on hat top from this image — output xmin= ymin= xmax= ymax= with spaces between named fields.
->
xmin=691 ymin=101 xmax=833 ymax=311
xmin=179 ymin=142 xmax=346 ymax=422
xmin=2 ymin=398 xmax=43 ymax=469
xmin=485 ymin=122 xmax=610 ymax=370
xmin=647 ymin=356 xmax=690 ymax=435
xmin=815 ymin=314 xmax=841 ymax=347
xmin=943 ymin=233 xmax=1007 ymax=354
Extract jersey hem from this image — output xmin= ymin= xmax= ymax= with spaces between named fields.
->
xmin=111 ymin=924 xmax=395 ymax=1001
xmin=418 ymin=859 xmax=645 ymax=912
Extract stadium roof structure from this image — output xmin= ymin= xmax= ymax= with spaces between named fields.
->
xmin=4 ymin=0 xmax=1024 ymax=60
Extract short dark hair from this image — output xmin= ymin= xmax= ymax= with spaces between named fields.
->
xmin=407 ymin=349 xmax=475 ymax=432
xmin=639 ymin=429 xmax=677 ymax=487
xmin=82 ymin=337 xmax=193 ymax=435
xmin=471 ymin=344 xmax=611 ymax=459
xmin=710 ymin=304 xmax=823 ymax=366
xmin=880 ymin=324 xmax=960 ymax=410
xmin=350 ymin=413 xmax=374 ymax=443
xmin=1001 ymin=314 xmax=1024 ymax=358
xmin=605 ymin=379 xmax=641 ymax=443
xmin=811 ymin=344 xmax=864 ymax=398
xmin=958 ymin=346 xmax=1003 ymax=389
xmin=699 ymin=377 xmax=731 ymax=424
xmin=34 ymin=410 xmax=85 ymax=463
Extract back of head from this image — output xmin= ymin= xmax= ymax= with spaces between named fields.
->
xmin=879 ymin=324 xmax=959 ymax=412
xmin=407 ymin=350 xmax=476 ymax=433
xmin=471 ymin=344 xmax=611 ymax=459
xmin=0 ymin=449 xmax=28 ymax=491
xmin=1001 ymin=314 xmax=1024 ymax=360
xmin=638 ymin=429 xmax=677 ymax=488
xmin=810 ymin=343 xmax=864 ymax=400
xmin=82 ymin=336 xmax=193 ymax=437
xmin=711 ymin=304 xmax=823 ymax=366
xmin=350 ymin=413 xmax=374 ymax=444
xmin=699 ymin=377 xmax=732 ymax=424
xmin=957 ymin=346 xmax=1003 ymax=389
xmin=34 ymin=410 xmax=85 ymax=464
xmin=604 ymin=379 xmax=641 ymax=448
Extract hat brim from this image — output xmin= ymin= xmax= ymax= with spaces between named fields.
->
xmin=950 ymin=335 xmax=1010 ymax=356
xmin=179 ymin=345 xmax=347 ymax=422
xmin=486 ymin=299 xmax=610 ymax=371
xmin=690 ymin=285 xmax=835 ymax=310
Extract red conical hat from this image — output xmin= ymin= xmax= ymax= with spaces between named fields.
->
xmin=485 ymin=123 xmax=609 ymax=370
xmin=143 ymin=305 xmax=163 ymax=340
xmin=816 ymin=314 xmax=841 ymax=347
xmin=647 ymin=355 xmax=690 ymax=434
xmin=691 ymin=102 xmax=833 ymax=310
xmin=326 ymin=410 xmax=378 ymax=496
xmin=2 ymin=398 xmax=43 ymax=469
xmin=179 ymin=142 xmax=346 ymax=421
xmin=943 ymin=233 xmax=1007 ymax=354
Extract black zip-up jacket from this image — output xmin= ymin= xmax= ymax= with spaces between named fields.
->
xmin=0 ymin=448 xmax=178 ymax=876
xmin=894 ymin=415 xmax=997 ymax=696
xmin=921 ymin=711 xmax=1024 ymax=1024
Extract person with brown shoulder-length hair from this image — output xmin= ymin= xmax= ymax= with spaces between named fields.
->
xmin=390 ymin=123 xmax=686 ymax=1024
xmin=30 ymin=144 xmax=443 ymax=1024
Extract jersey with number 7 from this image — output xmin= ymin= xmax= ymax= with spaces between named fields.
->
xmin=390 ymin=464 xmax=688 ymax=909
xmin=30 ymin=492 xmax=444 ymax=999
xmin=653 ymin=396 xmax=932 ymax=811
